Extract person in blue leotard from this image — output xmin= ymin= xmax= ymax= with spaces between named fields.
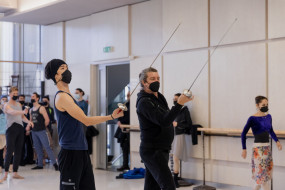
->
xmin=241 ymin=96 xmax=282 ymax=190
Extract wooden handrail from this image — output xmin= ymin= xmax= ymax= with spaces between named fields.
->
xmin=120 ymin=125 xmax=285 ymax=137
xmin=0 ymin=60 xmax=42 ymax=65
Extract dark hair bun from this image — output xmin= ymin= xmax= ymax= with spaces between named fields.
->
xmin=255 ymin=96 xmax=268 ymax=104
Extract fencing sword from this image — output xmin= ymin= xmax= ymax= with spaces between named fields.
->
xmin=117 ymin=22 xmax=182 ymax=112
xmin=183 ymin=18 xmax=238 ymax=98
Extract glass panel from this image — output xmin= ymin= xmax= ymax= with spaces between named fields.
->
xmin=0 ymin=22 xmax=14 ymax=89
xmin=107 ymin=84 xmax=130 ymax=118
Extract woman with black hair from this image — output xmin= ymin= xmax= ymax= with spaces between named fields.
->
xmin=171 ymin=93 xmax=194 ymax=188
xmin=241 ymin=96 xmax=282 ymax=190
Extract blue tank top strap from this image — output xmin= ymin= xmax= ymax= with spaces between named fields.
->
xmin=54 ymin=90 xmax=88 ymax=150
xmin=54 ymin=90 xmax=78 ymax=109
xmin=55 ymin=90 xmax=73 ymax=98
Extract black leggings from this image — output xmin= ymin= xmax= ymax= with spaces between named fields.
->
xmin=121 ymin=137 xmax=130 ymax=167
xmin=140 ymin=148 xmax=176 ymax=190
xmin=58 ymin=149 xmax=95 ymax=190
xmin=0 ymin=148 xmax=4 ymax=168
xmin=4 ymin=123 xmax=24 ymax=172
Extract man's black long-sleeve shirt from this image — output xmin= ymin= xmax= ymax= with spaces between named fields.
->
xmin=136 ymin=90 xmax=183 ymax=150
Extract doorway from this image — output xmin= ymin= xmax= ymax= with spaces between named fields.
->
xmin=96 ymin=62 xmax=130 ymax=170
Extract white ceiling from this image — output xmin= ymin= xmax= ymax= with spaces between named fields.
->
xmin=0 ymin=0 xmax=148 ymax=25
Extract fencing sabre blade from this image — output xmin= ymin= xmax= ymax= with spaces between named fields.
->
xmin=117 ymin=22 xmax=182 ymax=113
xmin=183 ymin=18 xmax=238 ymax=98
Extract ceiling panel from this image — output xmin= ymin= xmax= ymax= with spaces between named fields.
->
xmin=0 ymin=0 xmax=148 ymax=25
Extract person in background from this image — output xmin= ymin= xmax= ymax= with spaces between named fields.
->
xmin=74 ymin=88 xmax=88 ymax=115
xmin=18 ymin=94 xmax=34 ymax=166
xmin=42 ymin=95 xmax=56 ymax=136
xmin=26 ymin=92 xmax=58 ymax=170
xmin=1 ymin=87 xmax=33 ymax=181
xmin=0 ymin=96 xmax=7 ymax=104
xmin=0 ymin=95 xmax=7 ymax=173
xmin=171 ymin=93 xmax=195 ymax=188
xmin=75 ymin=88 xmax=89 ymax=134
xmin=115 ymin=92 xmax=130 ymax=171
xmin=18 ymin=95 xmax=26 ymax=107
xmin=241 ymin=96 xmax=282 ymax=190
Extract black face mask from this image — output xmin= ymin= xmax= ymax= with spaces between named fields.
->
xmin=12 ymin=96 xmax=18 ymax=101
xmin=260 ymin=106 xmax=269 ymax=113
xmin=41 ymin=102 xmax=48 ymax=106
xmin=19 ymin=101 xmax=25 ymax=105
xmin=60 ymin=70 xmax=72 ymax=84
xmin=149 ymin=81 xmax=160 ymax=92
xmin=31 ymin=99 xmax=36 ymax=104
xmin=173 ymin=101 xmax=177 ymax=106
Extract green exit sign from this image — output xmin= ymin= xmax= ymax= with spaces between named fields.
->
xmin=103 ymin=46 xmax=113 ymax=53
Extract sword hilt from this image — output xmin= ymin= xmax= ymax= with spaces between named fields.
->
xmin=183 ymin=89 xmax=192 ymax=98
xmin=117 ymin=103 xmax=128 ymax=113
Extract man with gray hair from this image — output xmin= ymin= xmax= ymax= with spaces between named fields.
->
xmin=136 ymin=67 xmax=194 ymax=190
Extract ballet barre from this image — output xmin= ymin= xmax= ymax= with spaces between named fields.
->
xmin=121 ymin=125 xmax=285 ymax=136
xmin=197 ymin=128 xmax=285 ymax=137
xmin=121 ymin=125 xmax=284 ymax=190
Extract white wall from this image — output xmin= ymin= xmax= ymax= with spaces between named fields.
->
xmin=68 ymin=64 xmax=91 ymax=101
xmin=131 ymin=0 xmax=162 ymax=56
xmin=91 ymin=6 xmax=129 ymax=62
xmin=66 ymin=16 xmax=92 ymax=100
xmin=268 ymin=0 xmax=285 ymax=39
xmin=163 ymin=51 xmax=209 ymax=128
xmin=41 ymin=22 xmax=64 ymax=103
xmin=210 ymin=0 xmax=265 ymax=45
xmin=66 ymin=16 xmax=91 ymax=65
xmin=162 ymin=0 xmax=208 ymax=51
xmin=211 ymin=43 xmax=266 ymax=130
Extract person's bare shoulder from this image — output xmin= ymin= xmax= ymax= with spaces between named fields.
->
xmin=55 ymin=92 xmax=74 ymax=111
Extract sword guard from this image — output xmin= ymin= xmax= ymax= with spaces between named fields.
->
xmin=25 ymin=106 xmax=30 ymax=109
xmin=183 ymin=89 xmax=192 ymax=98
xmin=118 ymin=103 xmax=128 ymax=112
